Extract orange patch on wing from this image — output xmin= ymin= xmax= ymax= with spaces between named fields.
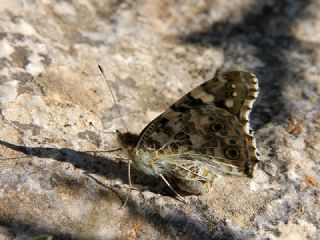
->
xmin=165 ymin=111 xmax=182 ymax=120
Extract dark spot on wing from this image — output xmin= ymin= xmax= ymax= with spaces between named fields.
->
xmin=171 ymin=105 xmax=188 ymax=113
xmin=214 ymin=100 xmax=225 ymax=109
xmin=160 ymin=118 xmax=169 ymax=125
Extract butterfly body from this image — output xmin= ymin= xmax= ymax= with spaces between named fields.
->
xmin=117 ymin=71 xmax=259 ymax=194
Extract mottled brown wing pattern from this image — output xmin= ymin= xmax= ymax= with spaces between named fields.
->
xmin=135 ymin=71 xmax=259 ymax=170
xmin=117 ymin=70 xmax=260 ymax=192
xmin=138 ymin=104 xmax=258 ymax=179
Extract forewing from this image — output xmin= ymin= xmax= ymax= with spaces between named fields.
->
xmin=170 ymin=71 xmax=259 ymax=134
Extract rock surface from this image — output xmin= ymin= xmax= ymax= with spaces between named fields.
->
xmin=0 ymin=0 xmax=319 ymax=239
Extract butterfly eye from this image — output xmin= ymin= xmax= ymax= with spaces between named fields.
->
xmin=225 ymin=147 xmax=240 ymax=160
xmin=125 ymin=136 xmax=137 ymax=146
xmin=229 ymin=139 xmax=237 ymax=145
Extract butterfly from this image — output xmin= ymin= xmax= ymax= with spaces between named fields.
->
xmin=101 ymin=67 xmax=260 ymax=202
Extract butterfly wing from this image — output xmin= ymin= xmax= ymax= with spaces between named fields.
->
xmin=133 ymin=71 xmax=259 ymax=180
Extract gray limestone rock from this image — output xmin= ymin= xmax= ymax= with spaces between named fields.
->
xmin=0 ymin=0 xmax=319 ymax=239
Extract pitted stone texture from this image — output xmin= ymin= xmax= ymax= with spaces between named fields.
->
xmin=0 ymin=0 xmax=319 ymax=239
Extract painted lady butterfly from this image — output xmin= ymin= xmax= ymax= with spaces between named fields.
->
xmin=101 ymin=67 xmax=260 ymax=202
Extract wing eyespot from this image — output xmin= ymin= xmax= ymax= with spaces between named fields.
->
xmin=211 ymin=122 xmax=224 ymax=131
xmin=225 ymin=147 xmax=240 ymax=160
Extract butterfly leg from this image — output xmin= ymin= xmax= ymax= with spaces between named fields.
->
xmin=159 ymin=174 xmax=189 ymax=204
xmin=121 ymin=159 xmax=133 ymax=208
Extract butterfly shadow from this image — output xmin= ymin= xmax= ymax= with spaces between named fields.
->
xmin=0 ymin=139 xmax=127 ymax=180
xmin=0 ymin=139 xmax=237 ymax=239
xmin=0 ymin=139 xmax=189 ymax=199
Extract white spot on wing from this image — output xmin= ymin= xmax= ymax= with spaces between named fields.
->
xmin=224 ymin=98 xmax=234 ymax=108
xmin=191 ymin=88 xmax=214 ymax=103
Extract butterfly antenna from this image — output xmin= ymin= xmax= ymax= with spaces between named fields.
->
xmin=98 ymin=64 xmax=133 ymax=208
xmin=98 ymin=64 xmax=129 ymax=132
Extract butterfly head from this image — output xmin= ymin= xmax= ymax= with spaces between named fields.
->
xmin=116 ymin=130 xmax=139 ymax=157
